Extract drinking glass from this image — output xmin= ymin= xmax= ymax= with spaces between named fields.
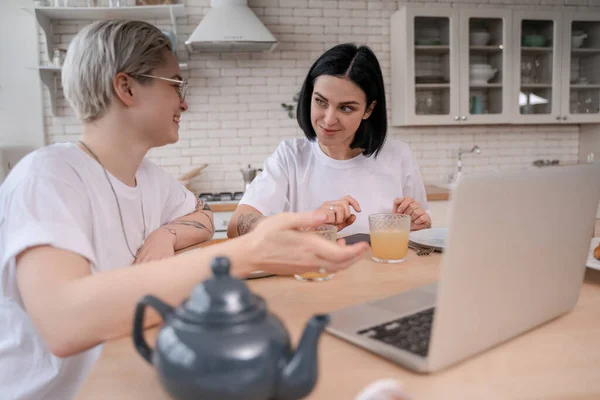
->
xmin=294 ymin=225 xmax=337 ymax=282
xmin=369 ymin=214 xmax=411 ymax=263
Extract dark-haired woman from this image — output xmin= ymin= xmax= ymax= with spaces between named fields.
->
xmin=228 ymin=43 xmax=431 ymax=237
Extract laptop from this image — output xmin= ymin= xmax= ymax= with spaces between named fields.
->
xmin=326 ymin=163 xmax=600 ymax=373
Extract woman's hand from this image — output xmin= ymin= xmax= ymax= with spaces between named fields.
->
xmin=133 ymin=228 xmax=177 ymax=264
xmin=316 ymin=195 xmax=361 ymax=231
xmin=242 ymin=211 xmax=369 ymax=276
xmin=393 ymin=197 xmax=431 ymax=231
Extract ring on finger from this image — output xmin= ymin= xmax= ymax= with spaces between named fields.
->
xmin=329 ymin=204 xmax=335 ymax=211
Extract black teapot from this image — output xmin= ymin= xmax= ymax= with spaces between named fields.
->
xmin=133 ymin=257 xmax=330 ymax=400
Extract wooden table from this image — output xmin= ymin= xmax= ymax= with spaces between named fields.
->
xmin=77 ymin=222 xmax=600 ymax=400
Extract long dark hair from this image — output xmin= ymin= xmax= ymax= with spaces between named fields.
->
xmin=296 ymin=43 xmax=387 ymax=157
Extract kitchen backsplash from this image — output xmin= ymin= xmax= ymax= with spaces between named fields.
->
xmin=41 ymin=0 xmax=592 ymax=194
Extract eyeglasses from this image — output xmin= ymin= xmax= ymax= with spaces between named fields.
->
xmin=138 ymin=74 xmax=189 ymax=102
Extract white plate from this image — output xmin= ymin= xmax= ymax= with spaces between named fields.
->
xmin=587 ymin=238 xmax=600 ymax=271
xmin=409 ymin=227 xmax=448 ymax=251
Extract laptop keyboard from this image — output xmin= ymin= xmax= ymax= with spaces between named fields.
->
xmin=357 ymin=308 xmax=435 ymax=357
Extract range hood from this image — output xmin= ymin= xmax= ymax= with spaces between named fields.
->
xmin=185 ymin=0 xmax=278 ymax=53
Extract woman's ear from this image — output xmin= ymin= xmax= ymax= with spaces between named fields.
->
xmin=363 ymin=100 xmax=377 ymax=120
xmin=113 ymin=72 xmax=136 ymax=107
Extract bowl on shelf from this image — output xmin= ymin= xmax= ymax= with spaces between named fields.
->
xmin=470 ymin=30 xmax=490 ymax=46
xmin=571 ymin=31 xmax=587 ymax=49
xmin=469 ymin=64 xmax=497 ymax=85
xmin=522 ymin=34 xmax=546 ymax=47
xmin=415 ymin=39 xmax=442 ymax=46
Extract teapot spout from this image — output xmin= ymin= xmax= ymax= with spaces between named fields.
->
xmin=275 ymin=314 xmax=330 ymax=400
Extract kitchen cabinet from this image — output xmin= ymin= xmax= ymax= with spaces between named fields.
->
xmin=23 ymin=5 xmax=186 ymax=116
xmin=513 ymin=11 xmax=600 ymax=124
xmin=560 ymin=13 xmax=600 ymax=123
xmin=391 ymin=6 xmax=513 ymax=126
xmin=511 ymin=11 xmax=563 ymax=124
xmin=391 ymin=5 xmax=600 ymax=126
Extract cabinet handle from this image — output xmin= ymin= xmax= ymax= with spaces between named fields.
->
xmin=461 ymin=116 xmax=467 ymax=121
xmin=556 ymin=116 xmax=561 ymax=120
xmin=454 ymin=116 xmax=459 ymax=121
xmin=221 ymin=220 xmax=229 ymax=227
xmin=562 ymin=116 xmax=567 ymax=121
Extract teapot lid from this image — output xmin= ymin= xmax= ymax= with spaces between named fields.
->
xmin=177 ymin=257 xmax=264 ymax=324
xmin=240 ymin=164 xmax=255 ymax=171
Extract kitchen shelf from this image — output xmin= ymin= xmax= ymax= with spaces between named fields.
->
xmin=33 ymin=63 xmax=188 ymax=116
xmin=414 ymin=45 xmax=450 ymax=53
xmin=36 ymin=63 xmax=188 ymax=71
xmin=571 ymin=48 xmax=600 ymax=54
xmin=469 ymin=45 xmax=504 ymax=52
xmin=25 ymin=4 xmax=187 ymax=117
xmin=520 ymin=46 xmax=554 ymax=52
xmin=415 ymin=83 xmax=450 ymax=89
xmin=469 ymin=83 xmax=503 ymax=88
xmin=24 ymin=5 xmax=185 ymax=61
xmin=570 ymin=84 xmax=600 ymax=89
xmin=29 ymin=5 xmax=185 ymax=20
xmin=520 ymin=83 xmax=553 ymax=89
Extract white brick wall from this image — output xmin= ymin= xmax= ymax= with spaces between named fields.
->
xmin=41 ymin=0 xmax=595 ymax=194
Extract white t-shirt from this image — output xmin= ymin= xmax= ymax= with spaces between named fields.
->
xmin=0 ymin=142 xmax=197 ymax=400
xmin=240 ymin=138 xmax=428 ymax=234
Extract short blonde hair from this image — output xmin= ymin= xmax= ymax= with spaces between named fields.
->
xmin=62 ymin=20 xmax=172 ymax=122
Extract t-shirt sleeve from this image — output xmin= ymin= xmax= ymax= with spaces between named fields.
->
xmin=238 ymin=154 xmax=290 ymax=216
xmin=1 ymin=174 xmax=96 ymax=271
xmin=150 ymin=163 xmax=197 ymax=225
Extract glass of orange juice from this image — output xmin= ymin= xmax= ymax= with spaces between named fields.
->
xmin=294 ymin=224 xmax=337 ymax=282
xmin=368 ymin=214 xmax=410 ymax=263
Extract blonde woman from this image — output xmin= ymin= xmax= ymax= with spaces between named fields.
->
xmin=0 ymin=20 xmax=368 ymax=399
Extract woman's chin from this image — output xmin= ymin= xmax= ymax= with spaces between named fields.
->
xmin=316 ymin=132 xmax=338 ymax=144
xmin=167 ymin=128 xmax=180 ymax=144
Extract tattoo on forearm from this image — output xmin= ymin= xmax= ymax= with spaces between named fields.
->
xmin=198 ymin=211 xmax=215 ymax=231
xmin=195 ymin=198 xmax=212 ymax=212
xmin=170 ymin=220 xmax=214 ymax=235
xmin=236 ymin=213 xmax=265 ymax=236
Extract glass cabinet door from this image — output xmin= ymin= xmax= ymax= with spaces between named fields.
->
xmin=391 ymin=5 xmax=460 ymax=126
xmin=513 ymin=11 xmax=562 ymax=123
xmin=563 ymin=14 xmax=600 ymax=122
xmin=413 ymin=16 xmax=452 ymax=117
xmin=400 ymin=8 xmax=460 ymax=126
xmin=459 ymin=9 xmax=512 ymax=124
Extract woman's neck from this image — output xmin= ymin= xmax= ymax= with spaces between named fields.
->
xmin=318 ymin=142 xmax=363 ymax=160
xmin=79 ymin=118 xmax=149 ymax=187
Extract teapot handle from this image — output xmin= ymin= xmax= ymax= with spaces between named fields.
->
xmin=132 ymin=295 xmax=174 ymax=364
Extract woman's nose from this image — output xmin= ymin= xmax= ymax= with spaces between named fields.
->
xmin=180 ymin=99 xmax=189 ymax=112
xmin=323 ymin=107 xmax=337 ymax=125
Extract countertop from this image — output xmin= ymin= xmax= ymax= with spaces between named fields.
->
xmin=209 ymin=184 xmax=450 ymax=212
